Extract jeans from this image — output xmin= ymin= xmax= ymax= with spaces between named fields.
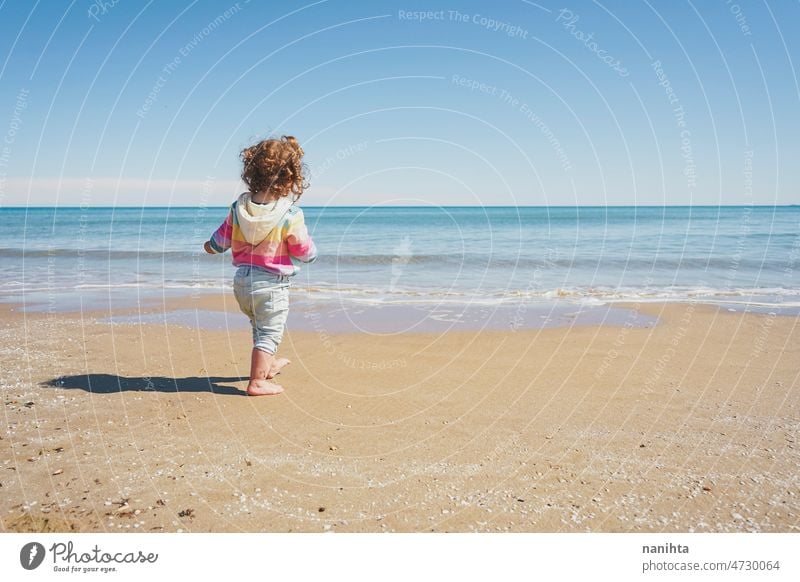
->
xmin=232 ymin=265 xmax=290 ymax=355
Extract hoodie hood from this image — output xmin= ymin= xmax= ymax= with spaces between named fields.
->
xmin=235 ymin=192 xmax=294 ymax=245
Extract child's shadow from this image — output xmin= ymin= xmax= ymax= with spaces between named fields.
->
xmin=42 ymin=374 xmax=247 ymax=396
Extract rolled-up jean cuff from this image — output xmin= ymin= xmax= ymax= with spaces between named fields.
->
xmin=253 ymin=344 xmax=276 ymax=355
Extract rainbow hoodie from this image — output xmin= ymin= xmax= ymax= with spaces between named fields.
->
xmin=206 ymin=192 xmax=317 ymax=276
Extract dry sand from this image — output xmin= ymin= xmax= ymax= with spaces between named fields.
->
xmin=1 ymin=296 xmax=798 ymax=532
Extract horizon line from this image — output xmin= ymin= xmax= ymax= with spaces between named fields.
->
xmin=4 ymin=204 xmax=798 ymax=209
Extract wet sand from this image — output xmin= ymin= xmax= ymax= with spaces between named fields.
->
xmin=1 ymin=296 xmax=798 ymax=532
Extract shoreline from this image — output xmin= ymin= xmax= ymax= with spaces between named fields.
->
xmin=6 ymin=287 xmax=800 ymax=335
xmin=8 ymin=282 xmax=800 ymax=321
xmin=1 ymin=299 xmax=798 ymax=532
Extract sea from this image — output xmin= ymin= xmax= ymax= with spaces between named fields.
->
xmin=2 ymin=205 xmax=799 ymax=330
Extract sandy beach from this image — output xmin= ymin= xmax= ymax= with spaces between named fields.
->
xmin=1 ymin=297 xmax=798 ymax=533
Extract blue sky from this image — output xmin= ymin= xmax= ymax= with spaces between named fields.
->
xmin=0 ymin=0 xmax=797 ymax=206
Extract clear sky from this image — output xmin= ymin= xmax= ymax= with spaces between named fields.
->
xmin=0 ymin=0 xmax=798 ymax=206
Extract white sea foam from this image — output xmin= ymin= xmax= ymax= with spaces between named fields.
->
xmin=3 ymin=279 xmax=799 ymax=309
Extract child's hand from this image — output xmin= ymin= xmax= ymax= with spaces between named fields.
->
xmin=203 ymin=241 xmax=215 ymax=254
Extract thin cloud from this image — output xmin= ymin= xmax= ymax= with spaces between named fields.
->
xmin=2 ymin=177 xmax=243 ymax=206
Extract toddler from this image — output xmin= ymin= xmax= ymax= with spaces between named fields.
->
xmin=204 ymin=135 xmax=317 ymax=395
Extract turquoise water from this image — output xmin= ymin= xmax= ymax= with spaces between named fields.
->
xmin=2 ymin=205 xmax=799 ymax=312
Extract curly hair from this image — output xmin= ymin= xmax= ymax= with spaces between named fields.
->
xmin=240 ymin=135 xmax=307 ymax=198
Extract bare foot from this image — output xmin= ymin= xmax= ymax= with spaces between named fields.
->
xmin=266 ymin=357 xmax=291 ymax=379
xmin=246 ymin=380 xmax=284 ymax=396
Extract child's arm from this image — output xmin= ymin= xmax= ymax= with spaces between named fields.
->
xmin=285 ymin=208 xmax=317 ymax=263
xmin=205 ymin=208 xmax=233 ymax=254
